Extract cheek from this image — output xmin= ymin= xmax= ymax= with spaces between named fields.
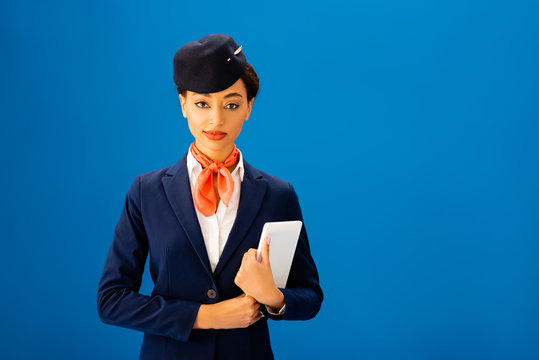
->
xmin=186 ymin=121 xmax=196 ymax=136
xmin=230 ymin=119 xmax=245 ymax=136
xmin=186 ymin=111 xmax=206 ymax=132
xmin=186 ymin=119 xmax=205 ymax=139
xmin=231 ymin=110 xmax=248 ymax=132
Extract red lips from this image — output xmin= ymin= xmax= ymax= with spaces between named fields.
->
xmin=204 ymin=130 xmax=227 ymax=135
xmin=204 ymin=130 xmax=227 ymax=140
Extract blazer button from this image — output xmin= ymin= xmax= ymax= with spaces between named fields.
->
xmin=207 ymin=289 xmax=217 ymax=299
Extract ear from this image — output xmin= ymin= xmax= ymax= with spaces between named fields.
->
xmin=179 ymin=93 xmax=188 ymax=118
xmin=244 ymin=97 xmax=255 ymax=121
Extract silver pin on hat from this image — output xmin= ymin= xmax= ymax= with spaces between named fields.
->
xmin=227 ymin=45 xmax=243 ymax=61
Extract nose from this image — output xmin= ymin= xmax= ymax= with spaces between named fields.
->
xmin=209 ymin=106 xmax=225 ymax=125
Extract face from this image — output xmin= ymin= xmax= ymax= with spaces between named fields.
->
xmin=179 ymin=78 xmax=254 ymax=161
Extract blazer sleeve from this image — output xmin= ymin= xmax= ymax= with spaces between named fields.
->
xmin=262 ymin=182 xmax=324 ymax=321
xmin=96 ymin=175 xmax=201 ymax=342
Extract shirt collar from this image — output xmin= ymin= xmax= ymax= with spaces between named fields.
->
xmin=186 ymin=146 xmax=245 ymax=182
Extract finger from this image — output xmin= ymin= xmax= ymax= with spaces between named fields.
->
xmin=234 ymin=274 xmax=241 ymax=287
xmin=240 ymin=293 xmax=254 ymax=300
xmin=247 ymin=249 xmax=257 ymax=263
xmin=252 ymin=313 xmax=263 ymax=323
xmin=250 ymin=307 xmax=261 ymax=320
xmin=262 ymin=237 xmax=271 ymax=265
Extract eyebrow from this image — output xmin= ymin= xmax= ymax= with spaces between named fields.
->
xmin=195 ymin=92 xmax=243 ymax=99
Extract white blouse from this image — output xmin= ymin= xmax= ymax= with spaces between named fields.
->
xmin=187 ymin=148 xmax=244 ymax=272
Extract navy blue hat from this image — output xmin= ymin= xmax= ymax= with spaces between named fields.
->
xmin=173 ymin=34 xmax=247 ymax=93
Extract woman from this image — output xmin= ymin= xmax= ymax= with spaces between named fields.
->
xmin=97 ymin=33 xmax=323 ymax=360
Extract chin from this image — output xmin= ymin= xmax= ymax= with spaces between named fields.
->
xmin=197 ymin=139 xmax=228 ymax=150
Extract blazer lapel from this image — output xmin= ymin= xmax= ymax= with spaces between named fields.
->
xmin=161 ymin=152 xmax=213 ymax=279
xmin=214 ymin=159 xmax=267 ymax=276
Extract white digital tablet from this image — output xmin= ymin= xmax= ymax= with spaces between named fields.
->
xmin=256 ymin=220 xmax=302 ymax=288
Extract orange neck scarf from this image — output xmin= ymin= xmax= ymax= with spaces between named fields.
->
xmin=190 ymin=142 xmax=240 ymax=217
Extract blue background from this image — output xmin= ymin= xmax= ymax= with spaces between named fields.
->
xmin=1 ymin=0 xmax=538 ymax=359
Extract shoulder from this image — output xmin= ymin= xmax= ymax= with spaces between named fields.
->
xmin=247 ymin=161 xmax=304 ymax=220
xmin=135 ymin=165 xmax=173 ymax=184
xmin=119 ymin=166 xmax=170 ymax=205
xmin=132 ymin=153 xmax=187 ymax=188
xmin=245 ymin=160 xmax=292 ymax=191
xmin=243 ymin=160 xmax=301 ymax=210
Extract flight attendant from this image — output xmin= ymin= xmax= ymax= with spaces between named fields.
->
xmin=97 ymin=33 xmax=323 ymax=360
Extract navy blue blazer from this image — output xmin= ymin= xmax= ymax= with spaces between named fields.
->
xmin=97 ymin=151 xmax=323 ymax=359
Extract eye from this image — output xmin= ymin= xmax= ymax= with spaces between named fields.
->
xmin=225 ymin=103 xmax=239 ymax=110
xmin=195 ymin=101 xmax=209 ymax=108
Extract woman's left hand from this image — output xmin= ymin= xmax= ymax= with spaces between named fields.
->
xmin=234 ymin=237 xmax=285 ymax=309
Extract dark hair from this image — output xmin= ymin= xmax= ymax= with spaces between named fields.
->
xmin=177 ymin=62 xmax=259 ymax=102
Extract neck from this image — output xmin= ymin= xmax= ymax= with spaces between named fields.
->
xmin=195 ymin=142 xmax=235 ymax=163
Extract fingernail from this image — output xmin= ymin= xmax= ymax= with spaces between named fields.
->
xmin=266 ymin=237 xmax=271 ymax=245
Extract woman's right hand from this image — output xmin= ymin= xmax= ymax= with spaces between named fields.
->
xmin=193 ymin=293 xmax=262 ymax=329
